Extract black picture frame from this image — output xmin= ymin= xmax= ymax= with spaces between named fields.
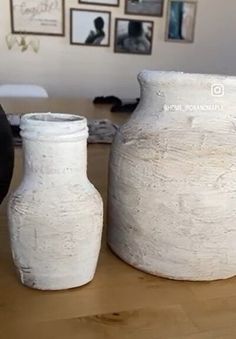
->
xmin=70 ymin=8 xmax=111 ymax=47
xmin=125 ymin=0 xmax=164 ymax=17
xmin=78 ymin=0 xmax=119 ymax=7
xmin=114 ymin=18 xmax=154 ymax=55
xmin=165 ymin=0 xmax=197 ymax=43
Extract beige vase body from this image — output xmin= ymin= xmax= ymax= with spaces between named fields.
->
xmin=108 ymin=71 xmax=236 ymax=281
xmin=8 ymin=113 xmax=103 ymax=290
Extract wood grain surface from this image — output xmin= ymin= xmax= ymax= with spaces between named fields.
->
xmin=1 ymin=98 xmax=236 ymax=338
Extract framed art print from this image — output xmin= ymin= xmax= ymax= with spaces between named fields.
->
xmin=78 ymin=0 xmax=119 ymax=7
xmin=10 ymin=0 xmax=65 ymax=36
xmin=70 ymin=9 xmax=111 ymax=47
xmin=125 ymin=0 xmax=164 ymax=17
xmin=114 ymin=18 xmax=153 ymax=55
xmin=166 ymin=0 xmax=197 ymax=43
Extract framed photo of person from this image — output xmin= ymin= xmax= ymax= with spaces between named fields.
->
xmin=78 ymin=0 xmax=119 ymax=6
xmin=165 ymin=0 xmax=197 ymax=43
xmin=10 ymin=0 xmax=65 ymax=36
xmin=114 ymin=18 xmax=153 ymax=55
xmin=125 ymin=0 xmax=164 ymax=17
xmin=70 ymin=9 xmax=111 ymax=47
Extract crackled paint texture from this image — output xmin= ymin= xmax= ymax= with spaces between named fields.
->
xmin=8 ymin=113 xmax=103 ymax=290
xmin=108 ymin=70 xmax=236 ymax=281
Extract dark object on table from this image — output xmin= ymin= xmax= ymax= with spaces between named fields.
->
xmin=10 ymin=125 xmax=21 ymax=146
xmin=0 ymin=105 xmax=14 ymax=204
xmin=11 ymin=125 xmax=20 ymax=138
xmin=111 ymin=98 xmax=140 ymax=113
xmin=88 ymin=119 xmax=118 ymax=144
xmin=93 ymin=96 xmax=122 ymax=106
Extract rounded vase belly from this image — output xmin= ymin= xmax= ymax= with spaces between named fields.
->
xmin=108 ymin=70 xmax=236 ymax=281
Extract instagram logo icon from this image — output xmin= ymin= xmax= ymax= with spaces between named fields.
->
xmin=211 ymin=84 xmax=224 ymax=97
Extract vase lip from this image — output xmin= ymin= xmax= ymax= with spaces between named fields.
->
xmin=20 ymin=113 xmax=88 ymax=141
xmin=138 ymin=70 xmax=236 ymax=87
xmin=21 ymin=112 xmax=86 ymax=125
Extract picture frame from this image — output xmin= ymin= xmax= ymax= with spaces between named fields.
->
xmin=165 ymin=0 xmax=197 ymax=43
xmin=70 ymin=9 xmax=111 ymax=47
xmin=125 ymin=0 xmax=164 ymax=17
xmin=114 ymin=18 xmax=153 ymax=55
xmin=78 ymin=0 xmax=119 ymax=6
xmin=10 ymin=0 xmax=65 ymax=36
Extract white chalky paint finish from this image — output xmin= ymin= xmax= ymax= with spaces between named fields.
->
xmin=108 ymin=70 xmax=236 ymax=281
xmin=8 ymin=113 xmax=103 ymax=290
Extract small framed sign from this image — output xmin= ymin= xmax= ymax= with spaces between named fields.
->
xmin=10 ymin=0 xmax=65 ymax=36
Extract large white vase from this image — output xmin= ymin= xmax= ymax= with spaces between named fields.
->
xmin=8 ymin=113 xmax=103 ymax=290
xmin=108 ymin=70 xmax=236 ymax=281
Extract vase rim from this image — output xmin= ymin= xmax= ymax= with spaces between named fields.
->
xmin=138 ymin=70 xmax=236 ymax=87
xmin=20 ymin=113 xmax=88 ymax=141
xmin=21 ymin=112 xmax=86 ymax=124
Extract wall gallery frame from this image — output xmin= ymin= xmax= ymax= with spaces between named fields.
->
xmin=10 ymin=0 xmax=65 ymax=36
xmin=70 ymin=9 xmax=111 ymax=47
xmin=125 ymin=0 xmax=164 ymax=17
xmin=165 ymin=0 xmax=197 ymax=43
xmin=114 ymin=18 xmax=153 ymax=55
xmin=78 ymin=0 xmax=119 ymax=6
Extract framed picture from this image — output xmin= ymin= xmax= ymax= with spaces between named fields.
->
xmin=70 ymin=9 xmax=111 ymax=47
xmin=114 ymin=18 xmax=153 ymax=55
xmin=10 ymin=0 xmax=65 ymax=36
xmin=165 ymin=0 xmax=197 ymax=43
xmin=125 ymin=0 xmax=164 ymax=17
xmin=78 ymin=0 xmax=119 ymax=6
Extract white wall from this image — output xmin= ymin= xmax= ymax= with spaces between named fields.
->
xmin=0 ymin=0 xmax=236 ymax=98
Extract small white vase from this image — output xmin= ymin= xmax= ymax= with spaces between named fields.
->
xmin=8 ymin=113 xmax=103 ymax=290
xmin=108 ymin=70 xmax=236 ymax=281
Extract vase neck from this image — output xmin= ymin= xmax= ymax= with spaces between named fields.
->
xmin=20 ymin=113 xmax=88 ymax=185
xmin=132 ymin=70 xmax=236 ymax=119
xmin=23 ymin=139 xmax=87 ymax=185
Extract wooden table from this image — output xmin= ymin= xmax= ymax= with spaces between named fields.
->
xmin=0 ymin=97 xmax=128 ymax=126
xmin=1 ymin=98 xmax=236 ymax=338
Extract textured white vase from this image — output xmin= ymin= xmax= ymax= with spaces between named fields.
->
xmin=108 ymin=70 xmax=236 ymax=281
xmin=8 ymin=113 xmax=103 ymax=290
